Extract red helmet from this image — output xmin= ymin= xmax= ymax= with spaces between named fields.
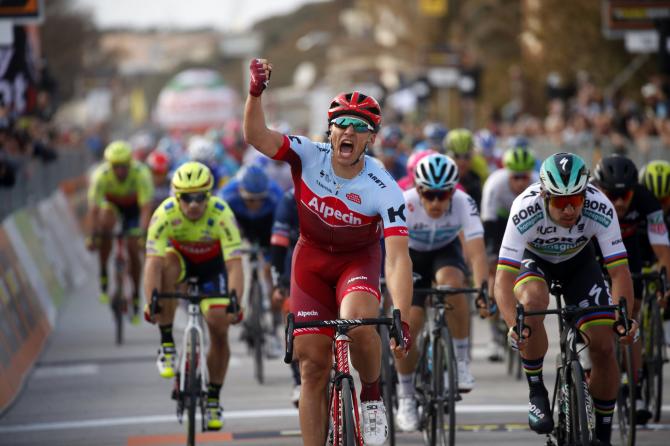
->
xmin=328 ymin=91 xmax=382 ymax=131
xmin=146 ymin=150 xmax=170 ymax=175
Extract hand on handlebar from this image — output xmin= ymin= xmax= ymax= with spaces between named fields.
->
xmin=507 ymin=325 xmax=531 ymax=351
xmin=249 ymin=58 xmax=272 ymax=97
xmin=390 ymin=321 xmax=412 ymax=359
xmin=613 ymin=317 xmax=639 ymax=345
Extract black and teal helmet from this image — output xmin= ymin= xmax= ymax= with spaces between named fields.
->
xmin=539 ymin=152 xmax=589 ymax=196
xmin=503 ymin=147 xmax=535 ymax=172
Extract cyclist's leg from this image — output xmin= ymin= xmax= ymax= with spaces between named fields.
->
xmin=152 ymin=249 xmax=182 ymax=378
xmin=291 ymin=241 xmax=338 ymax=446
xmin=97 ymin=204 xmax=117 ymax=301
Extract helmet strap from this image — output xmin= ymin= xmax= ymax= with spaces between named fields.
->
xmin=350 ymin=143 xmax=368 ymax=167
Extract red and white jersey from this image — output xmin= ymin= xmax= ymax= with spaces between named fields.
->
xmin=272 ymin=135 xmax=408 ymax=252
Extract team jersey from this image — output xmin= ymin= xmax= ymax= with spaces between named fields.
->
xmin=459 ymin=170 xmax=483 ymax=208
xmin=617 ymin=184 xmax=669 ymax=246
xmin=498 ymin=183 xmax=627 ymax=268
xmin=88 ymin=161 xmax=154 ymax=208
xmin=481 ymin=168 xmax=540 ymax=222
xmin=219 ymin=177 xmax=283 ymax=247
xmin=272 ymin=135 xmax=408 ymax=252
xmin=146 ymin=196 xmax=242 ymax=263
xmin=404 ymin=187 xmax=484 ymax=252
xmin=271 ymin=188 xmax=299 ymax=248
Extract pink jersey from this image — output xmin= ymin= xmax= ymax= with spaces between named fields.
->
xmin=273 ymin=135 xmax=408 ymax=252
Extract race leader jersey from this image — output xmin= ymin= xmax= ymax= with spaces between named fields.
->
xmin=404 ymin=187 xmax=484 ymax=252
xmin=272 ymin=135 xmax=408 ymax=252
xmin=481 ymin=168 xmax=539 ymax=222
xmin=498 ymin=183 xmax=627 ymax=267
xmin=146 ymin=196 xmax=242 ymax=263
xmin=88 ymin=161 xmax=154 ymax=208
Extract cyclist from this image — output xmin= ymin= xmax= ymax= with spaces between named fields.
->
xmin=244 ymin=58 xmax=412 ymax=446
xmin=270 ymin=187 xmax=302 ymax=406
xmin=394 ymin=153 xmax=490 ymax=432
xmin=220 ymin=164 xmax=284 ymax=357
xmin=593 ymin=155 xmax=670 ymax=423
xmin=495 ymin=152 xmax=637 ymax=445
xmin=414 ymin=122 xmax=448 ymax=152
xmin=397 ymin=149 xmax=436 ymax=191
xmin=481 ymin=147 xmax=537 ymax=360
xmin=146 ymin=150 xmax=171 ymax=212
xmin=143 ymin=161 xmax=243 ymax=431
xmin=444 ymin=128 xmax=489 ymax=207
xmin=374 ymin=124 xmax=408 ymax=180
xmin=87 ymin=140 xmax=154 ymax=319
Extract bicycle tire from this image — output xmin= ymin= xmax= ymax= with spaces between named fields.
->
xmin=379 ymin=324 xmax=396 ymax=446
xmin=421 ymin=336 xmax=437 ymax=446
xmin=250 ymin=278 xmax=264 ymax=385
xmin=438 ymin=327 xmax=456 ymax=446
xmin=111 ymin=293 xmax=124 ymax=346
xmin=341 ymin=379 xmax=359 ymax=446
xmin=186 ymin=329 xmax=198 ymax=446
xmin=556 ymin=365 xmax=569 ymax=446
xmin=617 ymin=343 xmax=636 ymax=446
xmin=569 ymin=360 xmax=595 ymax=446
xmin=646 ymin=299 xmax=664 ymax=422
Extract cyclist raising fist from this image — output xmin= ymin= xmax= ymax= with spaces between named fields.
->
xmin=244 ymin=58 xmax=412 ymax=446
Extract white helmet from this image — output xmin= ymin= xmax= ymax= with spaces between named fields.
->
xmin=415 ymin=154 xmax=459 ymax=190
xmin=187 ymin=136 xmax=216 ymax=164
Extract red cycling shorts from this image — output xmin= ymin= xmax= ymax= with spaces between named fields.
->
xmin=290 ymin=239 xmax=381 ymax=338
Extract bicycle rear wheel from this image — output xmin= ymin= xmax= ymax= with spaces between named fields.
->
xmin=616 ymin=343 xmax=636 ymax=446
xmin=186 ymin=329 xmax=199 ymax=446
xmin=379 ymin=324 xmax=396 ymax=446
xmin=249 ymin=277 xmax=264 ymax=384
xmin=569 ymin=360 xmax=595 ymax=446
xmin=111 ymin=293 xmax=124 ymax=345
xmin=437 ymin=327 xmax=457 ymax=446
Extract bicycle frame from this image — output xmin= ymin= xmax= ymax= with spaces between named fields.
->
xmin=178 ymin=298 xmax=209 ymax=409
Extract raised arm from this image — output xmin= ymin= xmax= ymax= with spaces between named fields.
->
xmin=243 ymin=58 xmax=284 ymax=158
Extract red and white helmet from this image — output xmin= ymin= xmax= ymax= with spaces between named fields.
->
xmin=328 ymin=91 xmax=382 ymax=132
xmin=146 ymin=150 xmax=170 ymax=175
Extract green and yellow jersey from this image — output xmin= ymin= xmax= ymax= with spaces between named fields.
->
xmin=88 ymin=161 xmax=154 ymax=209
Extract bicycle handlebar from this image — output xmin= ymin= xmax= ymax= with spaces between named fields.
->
xmin=150 ymin=289 xmax=240 ymax=316
xmin=283 ymin=309 xmax=404 ymax=364
xmin=414 ymin=282 xmax=496 ymax=318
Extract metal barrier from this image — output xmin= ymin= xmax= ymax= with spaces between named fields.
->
xmin=0 ymin=149 xmax=93 ymax=221
xmin=529 ymin=136 xmax=669 ymax=169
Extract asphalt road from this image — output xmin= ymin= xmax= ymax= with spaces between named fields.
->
xmin=0 ymin=257 xmax=668 ymax=446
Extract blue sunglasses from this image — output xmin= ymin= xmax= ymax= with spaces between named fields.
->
xmin=330 ymin=116 xmax=374 ymax=133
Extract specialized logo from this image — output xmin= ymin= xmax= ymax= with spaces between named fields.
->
xmin=346 ymin=193 xmax=361 ymax=204
xmin=559 ymin=157 xmax=569 ymax=170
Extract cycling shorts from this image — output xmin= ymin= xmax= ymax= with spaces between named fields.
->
xmin=101 ymin=201 xmax=141 ymax=235
xmin=515 ymin=244 xmax=615 ymax=330
xmin=290 ymin=239 xmax=381 ymax=337
xmin=410 ymin=239 xmax=467 ymax=307
xmin=166 ymin=247 xmax=229 ymax=315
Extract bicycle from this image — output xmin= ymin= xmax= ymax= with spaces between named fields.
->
xmin=105 ymin=230 xmax=140 ymax=345
xmin=240 ymin=245 xmax=273 ymax=385
xmin=515 ymin=284 xmax=631 ymax=446
xmin=150 ymin=279 xmax=239 ymax=446
xmin=412 ymin=283 xmax=489 ymax=446
xmin=284 ymin=310 xmax=405 ymax=446
xmin=634 ymin=267 xmax=668 ymax=423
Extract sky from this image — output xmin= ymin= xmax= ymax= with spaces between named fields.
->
xmin=74 ymin=0 xmax=325 ymax=31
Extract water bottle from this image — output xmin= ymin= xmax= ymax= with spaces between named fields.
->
xmin=427 ymin=341 xmax=433 ymax=372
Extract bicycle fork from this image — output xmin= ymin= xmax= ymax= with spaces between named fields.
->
xmin=177 ymin=304 xmax=209 ymax=419
xmin=331 ymin=332 xmax=363 ymax=446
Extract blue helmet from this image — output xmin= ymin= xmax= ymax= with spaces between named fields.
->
xmin=239 ymin=165 xmax=269 ymax=194
xmin=423 ymin=122 xmax=448 ymax=143
xmin=475 ymin=129 xmax=496 ymax=152
xmin=414 ymin=154 xmax=459 ymax=190
xmin=540 ymin=152 xmax=589 ymax=196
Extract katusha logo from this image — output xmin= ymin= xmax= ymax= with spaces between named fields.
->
xmin=346 ymin=193 xmax=361 ymax=204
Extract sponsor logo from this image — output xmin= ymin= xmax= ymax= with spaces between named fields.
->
xmin=518 ymin=212 xmax=542 ymax=234
xmin=528 ymin=403 xmax=545 ymax=420
xmin=307 ymin=196 xmax=363 ymax=225
xmin=512 ymin=203 xmax=542 ymax=225
xmin=582 ymin=199 xmax=613 ymax=227
xmin=316 ymin=179 xmax=334 ymax=193
xmin=387 ymin=204 xmax=406 ymax=223
xmin=611 ymin=238 xmax=623 ymax=246
xmin=367 ymin=172 xmax=387 ymax=189
xmin=297 ymin=310 xmax=318 ymax=317
xmin=346 ymin=193 xmax=361 ymax=204
xmin=530 ymin=235 xmax=589 ymax=254
xmin=347 ymin=275 xmax=367 ymax=284
xmin=537 ymin=225 xmax=556 ymax=235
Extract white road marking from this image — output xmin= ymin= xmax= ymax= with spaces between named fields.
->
xmin=1 ymin=405 xmax=669 ymax=434
xmin=33 ymin=364 xmax=100 ymax=378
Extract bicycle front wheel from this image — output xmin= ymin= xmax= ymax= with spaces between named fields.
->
xmin=379 ymin=324 xmax=396 ymax=446
xmin=186 ymin=329 xmax=199 ymax=446
xmin=341 ymin=380 xmax=360 ymax=446
xmin=437 ymin=328 xmax=456 ymax=446
xmin=616 ymin=343 xmax=636 ymax=446
xmin=569 ymin=360 xmax=595 ymax=446
xmin=643 ymin=299 xmax=664 ymax=422
xmin=249 ymin=278 xmax=264 ymax=385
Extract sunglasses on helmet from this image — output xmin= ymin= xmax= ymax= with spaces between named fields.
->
xmin=547 ymin=193 xmax=585 ymax=210
xmin=178 ymin=192 xmax=209 ymax=204
xmin=420 ymin=188 xmax=453 ymax=202
xmin=330 ymin=116 xmax=374 ymax=133
xmin=604 ymin=189 xmax=633 ymax=202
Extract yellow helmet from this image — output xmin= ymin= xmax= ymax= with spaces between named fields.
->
xmin=104 ymin=140 xmax=132 ymax=164
xmin=172 ymin=161 xmax=213 ymax=194
xmin=444 ymin=129 xmax=474 ymax=154
xmin=639 ymin=160 xmax=670 ymax=200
